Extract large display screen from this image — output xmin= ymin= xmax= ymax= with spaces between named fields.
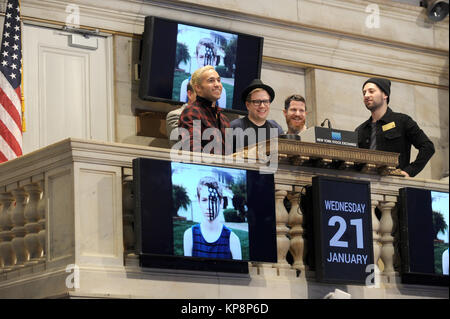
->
xmin=171 ymin=162 xmax=248 ymax=260
xmin=398 ymin=187 xmax=449 ymax=286
xmin=133 ymin=158 xmax=277 ymax=273
xmin=138 ymin=16 xmax=263 ymax=114
xmin=310 ymin=176 xmax=374 ymax=284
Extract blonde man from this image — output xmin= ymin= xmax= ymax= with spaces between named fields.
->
xmin=178 ymin=65 xmax=230 ymax=154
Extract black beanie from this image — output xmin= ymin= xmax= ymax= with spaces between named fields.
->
xmin=363 ymin=77 xmax=391 ymax=104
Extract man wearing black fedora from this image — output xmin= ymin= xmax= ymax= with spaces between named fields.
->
xmin=230 ymin=79 xmax=283 ymax=151
xmin=356 ymin=77 xmax=435 ymax=177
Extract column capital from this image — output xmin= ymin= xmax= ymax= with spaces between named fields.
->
xmin=378 ymin=201 xmax=396 ymax=210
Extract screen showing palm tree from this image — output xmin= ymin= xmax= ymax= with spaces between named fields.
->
xmin=431 ymin=191 xmax=449 ymax=275
xmin=398 ymin=187 xmax=449 ymax=285
xmin=132 ymin=157 xmax=277 ymax=271
xmin=173 ymin=24 xmax=238 ymax=108
xmin=171 ymin=162 xmax=249 ymax=260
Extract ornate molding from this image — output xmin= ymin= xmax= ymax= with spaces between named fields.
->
xmin=236 ymin=138 xmax=402 ymax=176
xmin=15 ymin=0 xmax=448 ymax=87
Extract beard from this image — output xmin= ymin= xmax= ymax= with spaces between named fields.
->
xmin=287 ymin=117 xmax=306 ymax=133
xmin=364 ymin=96 xmax=384 ymax=111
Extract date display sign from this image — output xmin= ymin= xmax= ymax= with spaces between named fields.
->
xmin=312 ymin=176 xmax=374 ymax=284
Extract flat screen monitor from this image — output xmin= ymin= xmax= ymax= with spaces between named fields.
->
xmin=138 ymin=16 xmax=264 ymax=114
xmin=133 ymin=158 xmax=277 ymax=273
xmin=310 ymin=176 xmax=374 ymax=284
xmin=398 ymin=187 xmax=449 ymax=286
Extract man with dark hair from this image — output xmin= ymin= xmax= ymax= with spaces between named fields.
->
xmin=355 ymin=77 xmax=435 ymax=177
xmin=283 ymin=94 xmax=307 ymax=135
xmin=166 ymin=81 xmax=196 ymax=147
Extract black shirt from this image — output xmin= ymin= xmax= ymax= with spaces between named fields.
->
xmin=355 ymin=107 xmax=435 ymax=177
xmin=229 ymin=116 xmax=284 ymax=152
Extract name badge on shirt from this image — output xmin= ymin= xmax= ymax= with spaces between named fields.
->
xmin=382 ymin=121 xmax=396 ymax=132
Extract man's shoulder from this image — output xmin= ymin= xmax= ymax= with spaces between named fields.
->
xmin=217 ymin=108 xmax=231 ymax=125
xmin=384 ymin=107 xmax=412 ymax=121
xmin=230 ymin=117 xmax=246 ymax=128
xmin=167 ymin=105 xmax=186 ymax=117
xmin=355 ymin=117 xmax=371 ymax=132
xmin=382 ymin=108 xmax=419 ymax=130
xmin=178 ymin=104 xmax=204 ymax=127
xmin=222 ymin=224 xmax=232 ymax=235
xmin=267 ymin=119 xmax=283 ymax=129
xmin=180 ymin=103 xmax=203 ymax=117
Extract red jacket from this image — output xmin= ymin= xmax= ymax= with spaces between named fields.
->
xmin=178 ymin=96 xmax=230 ymax=154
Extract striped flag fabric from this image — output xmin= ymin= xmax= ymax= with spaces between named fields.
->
xmin=0 ymin=0 xmax=23 ymax=163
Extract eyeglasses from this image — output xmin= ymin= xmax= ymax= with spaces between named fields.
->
xmin=249 ymin=99 xmax=270 ymax=106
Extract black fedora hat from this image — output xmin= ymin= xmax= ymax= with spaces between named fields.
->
xmin=241 ymin=79 xmax=275 ymax=104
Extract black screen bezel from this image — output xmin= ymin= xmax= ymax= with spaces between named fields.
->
xmin=398 ymin=187 xmax=449 ymax=287
xmin=311 ymin=175 xmax=374 ymax=285
xmin=133 ymin=157 xmax=277 ymax=273
xmin=138 ymin=16 xmax=264 ymax=115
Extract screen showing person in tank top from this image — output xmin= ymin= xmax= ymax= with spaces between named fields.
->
xmin=171 ymin=162 xmax=248 ymax=260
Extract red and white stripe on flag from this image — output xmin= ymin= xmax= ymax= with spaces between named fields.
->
xmin=0 ymin=0 xmax=23 ymax=163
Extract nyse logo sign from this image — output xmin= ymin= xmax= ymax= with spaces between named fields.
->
xmin=331 ymin=131 xmax=342 ymax=141
xmin=312 ymin=176 xmax=374 ymax=284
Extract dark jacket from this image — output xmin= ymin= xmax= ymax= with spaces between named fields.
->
xmin=355 ymin=107 xmax=435 ymax=177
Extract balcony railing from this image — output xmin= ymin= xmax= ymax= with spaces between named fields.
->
xmin=0 ymin=138 xmax=448 ymax=298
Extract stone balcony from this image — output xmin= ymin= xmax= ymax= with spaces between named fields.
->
xmin=0 ymin=138 xmax=448 ymax=299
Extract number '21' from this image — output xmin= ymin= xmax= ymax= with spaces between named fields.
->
xmin=328 ymin=216 xmax=364 ymax=249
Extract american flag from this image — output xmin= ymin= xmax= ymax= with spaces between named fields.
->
xmin=0 ymin=0 xmax=22 ymax=163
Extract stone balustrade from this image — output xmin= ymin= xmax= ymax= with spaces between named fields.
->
xmin=0 ymin=138 xmax=448 ymax=298
xmin=0 ymin=180 xmax=45 ymax=271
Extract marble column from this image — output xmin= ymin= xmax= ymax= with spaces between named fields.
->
xmin=273 ymin=189 xmax=291 ymax=270
xmin=287 ymin=191 xmax=306 ymax=274
xmin=11 ymin=188 xmax=29 ymax=268
xmin=23 ymin=183 xmax=43 ymax=263
xmin=379 ymin=200 xmax=396 ymax=276
xmin=0 ymin=192 xmax=16 ymax=269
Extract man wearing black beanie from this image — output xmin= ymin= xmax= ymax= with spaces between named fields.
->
xmin=355 ymin=77 xmax=435 ymax=177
